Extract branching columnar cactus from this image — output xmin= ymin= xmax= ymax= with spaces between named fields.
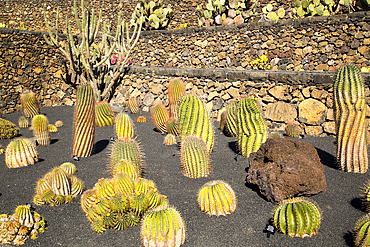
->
xmin=5 ymin=138 xmax=38 ymax=168
xmin=334 ymin=64 xmax=368 ymax=173
xmin=166 ymin=117 xmax=179 ymax=136
xmin=181 ymin=136 xmax=211 ymax=178
xmin=178 ymin=94 xmax=215 ymax=153
xmin=164 ymin=134 xmax=177 ymax=145
xmin=197 ymin=180 xmax=237 ymax=216
xmin=140 ymin=205 xmax=186 ymax=247
xmin=136 ymin=116 xmax=147 ymax=122
xmin=72 ymin=85 xmax=96 ymax=158
xmin=354 ymin=214 xmax=370 ymax=247
xmin=128 ymin=97 xmax=140 ymax=114
xmin=168 ymin=78 xmax=186 ymax=119
xmin=33 ymin=163 xmax=83 ymax=206
xmin=285 ymin=122 xmax=301 ymax=137
xmin=115 ymin=113 xmax=135 ymax=139
xmin=225 ymin=99 xmax=238 ymax=137
xmin=237 ymin=97 xmax=267 ymax=158
xmin=0 ymin=118 xmax=19 ymax=140
xmin=18 ymin=116 xmax=29 ymax=128
xmin=151 ymin=102 xmax=170 ymax=133
xmin=0 ymin=205 xmax=46 ymax=245
xmin=32 ymin=115 xmax=51 ymax=146
xmin=95 ymin=100 xmax=115 ymax=127
xmin=273 ymin=197 xmax=321 ymax=238
xmin=20 ymin=90 xmax=40 ymax=118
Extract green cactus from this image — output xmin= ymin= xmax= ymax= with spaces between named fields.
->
xmin=14 ymin=205 xmax=34 ymax=228
xmin=140 ymin=205 xmax=186 ymax=247
xmin=20 ymin=90 xmax=40 ymax=118
xmin=131 ymin=0 xmax=173 ymax=30
xmin=293 ymin=0 xmax=336 ymax=17
xmin=71 ymin=176 xmax=84 ymax=196
xmin=134 ymin=178 xmax=156 ymax=194
xmin=59 ymin=162 xmax=77 ymax=176
xmin=127 ymin=97 xmax=140 ymax=114
xmin=273 ymin=197 xmax=321 ymax=238
xmin=178 ymin=94 xmax=215 ymax=153
xmin=18 ymin=116 xmax=29 ymax=128
xmin=181 ymin=136 xmax=211 ymax=179
xmin=285 ymin=122 xmax=301 ymax=138
xmin=96 ymin=178 xmax=115 ymax=200
xmin=5 ymin=138 xmax=38 ymax=168
xmin=48 ymin=124 xmax=58 ymax=132
xmin=81 ymin=189 xmax=98 ymax=213
xmin=72 ymin=85 xmax=96 ymax=158
xmin=111 ymin=159 xmax=140 ymax=179
xmin=49 ymin=167 xmax=71 ymax=196
xmin=164 ymin=134 xmax=177 ymax=145
xmin=151 ymin=102 xmax=170 ymax=133
xmin=146 ymin=188 xmax=164 ymax=209
xmin=269 ymin=132 xmax=283 ymax=138
xmin=115 ymin=112 xmax=135 ymax=139
xmin=136 ymin=115 xmax=147 ymax=122
xmin=353 ymin=214 xmax=370 ymax=247
xmin=32 ymin=114 xmax=51 ymax=146
xmin=219 ymin=108 xmax=227 ymax=133
xmin=130 ymin=191 xmax=149 ymax=216
xmin=197 ymin=180 xmax=237 ymax=217
xmin=237 ymin=97 xmax=267 ymax=158
xmin=112 ymin=173 xmax=135 ymax=197
xmin=95 ymin=100 xmax=115 ymax=127
xmin=0 ymin=118 xmax=19 ymax=139
xmin=334 ymin=64 xmax=368 ymax=173
xmin=168 ymin=78 xmax=186 ymax=118
xmin=166 ymin=117 xmax=179 ymax=136
xmin=110 ymin=194 xmax=129 ymax=214
xmin=225 ymin=100 xmax=238 ymax=137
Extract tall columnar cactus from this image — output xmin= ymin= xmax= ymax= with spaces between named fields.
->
xmin=354 ymin=214 xmax=370 ymax=247
xmin=115 ymin=113 xmax=135 ymax=139
xmin=95 ymin=100 xmax=115 ymax=127
xmin=140 ymin=205 xmax=186 ymax=247
xmin=225 ymin=99 xmax=238 ymax=137
xmin=128 ymin=97 xmax=140 ymax=114
xmin=166 ymin=117 xmax=179 ymax=136
xmin=178 ymin=94 xmax=215 ymax=153
xmin=237 ymin=97 xmax=267 ymax=158
xmin=32 ymin=114 xmax=51 ymax=146
xmin=72 ymin=85 xmax=96 ymax=158
xmin=168 ymin=78 xmax=186 ymax=118
xmin=181 ymin=136 xmax=211 ymax=178
xmin=18 ymin=116 xmax=29 ymax=128
xmin=334 ymin=64 xmax=368 ymax=173
xmin=0 ymin=118 xmax=19 ymax=140
xmin=285 ymin=122 xmax=301 ymax=138
xmin=273 ymin=197 xmax=321 ymax=238
xmin=151 ymin=102 xmax=170 ymax=133
xmin=5 ymin=138 xmax=38 ymax=168
xmin=197 ymin=180 xmax=237 ymax=217
xmin=20 ymin=90 xmax=40 ymax=118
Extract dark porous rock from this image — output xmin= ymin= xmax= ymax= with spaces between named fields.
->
xmin=246 ymin=138 xmax=327 ymax=204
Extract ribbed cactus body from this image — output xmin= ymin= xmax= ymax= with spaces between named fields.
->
xmin=181 ymin=136 xmax=211 ymax=178
xmin=72 ymin=85 xmax=96 ymax=158
xmin=334 ymin=64 xmax=368 ymax=173
xmin=225 ymin=100 xmax=238 ymax=137
xmin=237 ymin=97 xmax=267 ymax=158
xmin=178 ymin=94 xmax=215 ymax=153
xmin=49 ymin=167 xmax=71 ymax=196
xmin=96 ymin=178 xmax=115 ymax=200
xmin=354 ymin=214 xmax=370 ymax=247
xmin=111 ymin=159 xmax=139 ymax=179
xmin=48 ymin=124 xmax=58 ymax=132
xmin=285 ymin=122 xmax=301 ymax=138
xmin=59 ymin=162 xmax=77 ymax=176
xmin=137 ymin=116 xmax=147 ymax=122
xmin=20 ymin=90 xmax=40 ymax=118
xmin=166 ymin=117 xmax=179 ymax=136
xmin=14 ymin=205 xmax=34 ymax=228
xmin=5 ymin=138 xmax=38 ymax=168
xmin=115 ymin=113 xmax=135 ymax=138
xmin=128 ymin=97 xmax=140 ymax=114
xmin=273 ymin=197 xmax=321 ymax=238
xmin=168 ymin=78 xmax=186 ymax=118
xmin=151 ymin=103 xmax=170 ymax=133
xmin=18 ymin=116 xmax=29 ymax=128
xmin=130 ymin=192 xmax=149 ymax=216
xmin=95 ymin=100 xmax=115 ymax=127
xmin=112 ymin=173 xmax=134 ymax=197
xmin=197 ymin=180 xmax=237 ymax=217
xmin=134 ymin=178 xmax=156 ymax=194
xmin=219 ymin=109 xmax=227 ymax=132
xmin=141 ymin=205 xmax=186 ymax=247
xmin=0 ymin=118 xmax=19 ymax=140
xmin=164 ymin=134 xmax=177 ymax=145
xmin=110 ymin=138 xmax=143 ymax=175
xmin=32 ymin=115 xmax=51 ymax=145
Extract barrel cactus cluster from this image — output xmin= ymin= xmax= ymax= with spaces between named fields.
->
xmin=5 ymin=138 xmax=38 ymax=168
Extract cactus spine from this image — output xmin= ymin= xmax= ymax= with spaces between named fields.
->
xmin=273 ymin=197 xmax=321 ymax=238
xmin=18 ymin=116 xmax=29 ymax=128
xmin=168 ymin=78 xmax=186 ymax=119
xmin=109 ymin=138 xmax=143 ymax=175
xmin=5 ymin=138 xmax=38 ymax=168
xmin=95 ymin=100 xmax=115 ymax=127
xmin=181 ymin=136 xmax=211 ymax=178
xmin=20 ymin=90 xmax=40 ymax=118
xmin=32 ymin=114 xmax=51 ymax=146
xmin=115 ymin=113 xmax=135 ymax=139
xmin=178 ymin=94 xmax=215 ymax=153
xmin=237 ymin=97 xmax=267 ymax=158
xmin=72 ymin=85 xmax=96 ymax=158
xmin=151 ymin=102 xmax=170 ymax=133
xmin=128 ymin=97 xmax=140 ymax=114
xmin=354 ymin=214 xmax=370 ymax=247
xmin=334 ymin=64 xmax=368 ymax=173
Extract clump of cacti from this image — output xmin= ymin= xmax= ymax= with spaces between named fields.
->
xmin=151 ymin=102 xmax=170 ymax=133
xmin=136 ymin=116 xmax=147 ymax=122
xmin=334 ymin=64 xmax=368 ymax=173
xmin=181 ymin=135 xmax=211 ymax=178
xmin=48 ymin=124 xmax=58 ymax=133
xmin=55 ymin=120 xmax=63 ymax=127
xmin=178 ymin=94 xmax=215 ymax=153
xmin=0 ymin=205 xmax=46 ymax=245
xmin=115 ymin=113 xmax=135 ymax=139
xmin=353 ymin=213 xmax=370 ymax=247
xmin=20 ymin=90 xmax=40 ymax=119
xmin=168 ymin=78 xmax=186 ymax=118
xmin=166 ymin=117 xmax=179 ymax=136
xmin=33 ymin=163 xmax=83 ymax=206
xmin=140 ymin=205 xmax=186 ymax=247
xmin=32 ymin=115 xmax=51 ymax=146
xmin=72 ymin=85 xmax=96 ymax=158
xmin=197 ymin=180 xmax=237 ymax=217
xmin=0 ymin=118 xmax=19 ymax=140
xmin=273 ymin=197 xmax=321 ymax=238
xmin=285 ymin=122 xmax=301 ymax=137
xmin=127 ymin=97 xmax=140 ymax=114
xmin=18 ymin=116 xmax=29 ymax=128
xmin=5 ymin=138 xmax=38 ymax=168
xmin=95 ymin=100 xmax=115 ymax=127
xmin=164 ymin=134 xmax=177 ymax=145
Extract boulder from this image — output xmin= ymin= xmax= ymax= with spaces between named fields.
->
xmin=246 ymin=138 xmax=327 ymax=204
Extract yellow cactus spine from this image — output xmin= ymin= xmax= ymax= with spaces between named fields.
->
xmin=181 ymin=136 xmax=211 ymax=178
xmin=95 ymin=100 xmax=115 ymax=127
xmin=32 ymin=114 xmax=51 ymax=145
xmin=151 ymin=102 xmax=170 ymax=133
xmin=115 ymin=112 xmax=135 ymax=139
xmin=5 ymin=138 xmax=38 ymax=168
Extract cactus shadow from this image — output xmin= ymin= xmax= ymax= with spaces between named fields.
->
xmin=315 ymin=147 xmax=337 ymax=169
xmin=228 ymin=141 xmax=238 ymax=154
xmin=351 ymin=197 xmax=367 ymax=212
xmin=50 ymin=139 xmax=58 ymax=144
xmin=343 ymin=231 xmax=354 ymax=247
xmin=94 ymin=140 xmax=109 ymax=154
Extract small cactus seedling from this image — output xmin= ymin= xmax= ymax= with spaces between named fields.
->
xmin=181 ymin=136 xmax=211 ymax=178
xmin=0 ymin=144 xmax=4 ymax=154
xmin=269 ymin=132 xmax=283 ymax=138
xmin=136 ymin=116 xmax=147 ymax=122
xmin=127 ymin=97 xmax=140 ymax=114
xmin=48 ymin=124 xmax=58 ymax=132
xmin=140 ymin=205 xmax=186 ymax=247
xmin=115 ymin=112 xmax=135 ymax=139
xmin=0 ymin=118 xmax=19 ymax=140
xmin=225 ymin=99 xmax=238 ymax=137
xmin=353 ymin=214 xmax=370 ymax=247
xmin=166 ymin=117 xmax=179 ymax=136
xmin=164 ymin=134 xmax=177 ymax=145
xmin=55 ymin=120 xmax=63 ymax=127
xmin=285 ymin=122 xmax=301 ymax=138
xmin=151 ymin=102 xmax=170 ymax=133
xmin=32 ymin=114 xmax=51 ymax=145
xmin=197 ymin=180 xmax=237 ymax=217
xmin=18 ymin=116 xmax=29 ymax=128
xmin=95 ymin=100 xmax=115 ymax=127
xmin=5 ymin=138 xmax=38 ymax=168
xmin=20 ymin=90 xmax=40 ymax=118
xmin=168 ymin=78 xmax=186 ymax=118
xmin=273 ymin=197 xmax=321 ymax=238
